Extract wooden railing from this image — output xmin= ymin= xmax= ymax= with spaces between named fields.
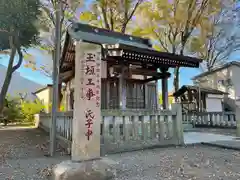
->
xmin=37 ymin=104 xmax=184 ymax=155
xmin=183 ymin=111 xmax=236 ymax=128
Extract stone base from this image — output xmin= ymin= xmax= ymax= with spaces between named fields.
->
xmin=51 ymin=158 xmax=116 ymax=180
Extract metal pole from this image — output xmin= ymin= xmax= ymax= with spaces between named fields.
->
xmin=198 ymin=85 xmax=201 ymax=112
xmin=50 ymin=0 xmax=62 ymax=156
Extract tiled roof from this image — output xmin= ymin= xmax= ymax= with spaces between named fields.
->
xmin=173 ymin=85 xmax=227 ymax=97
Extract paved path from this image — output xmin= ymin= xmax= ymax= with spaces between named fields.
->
xmin=202 ymin=139 xmax=240 ymax=150
xmin=185 ymin=128 xmax=237 ymax=136
xmin=184 ymin=132 xmax=235 ymax=144
xmin=1 ymin=126 xmax=240 ymax=179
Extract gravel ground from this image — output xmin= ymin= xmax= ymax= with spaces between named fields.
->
xmin=111 ymin=145 xmax=240 ymax=180
xmin=0 ymin=126 xmax=69 ymax=180
xmin=1 ymin=126 xmax=240 ymax=180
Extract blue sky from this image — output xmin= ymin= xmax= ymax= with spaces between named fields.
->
xmin=0 ymin=49 xmax=52 ymax=85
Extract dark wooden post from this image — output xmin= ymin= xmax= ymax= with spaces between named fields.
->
xmin=119 ymin=65 xmax=127 ymax=110
xmin=160 ymin=67 xmax=169 ymax=109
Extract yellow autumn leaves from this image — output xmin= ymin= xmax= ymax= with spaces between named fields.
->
xmin=133 ymin=0 xmax=224 ymax=53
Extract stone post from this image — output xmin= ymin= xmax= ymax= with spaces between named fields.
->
xmin=235 ymin=103 xmax=240 ymax=137
xmin=52 ymin=42 xmax=115 ymax=180
xmin=34 ymin=114 xmax=40 ymax=128
xmin=172 ymin=103 xmax=184 ymax=145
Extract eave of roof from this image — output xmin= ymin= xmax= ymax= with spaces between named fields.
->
xmin=105 ymin=44 xmax=202 ymax=67
xmin=173 ymin=85 xmax=228 ymax=97
xmin=192 ymin=61 xmax=240 ymax=80
xmin=33 ymin=84 xmax=52 ymax=95
xmin=60 ymin=22 xmax=203 ymax=74
xmin=69 ymin=22 xmax=152 ymax=49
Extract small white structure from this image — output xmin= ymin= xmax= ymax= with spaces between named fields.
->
xmin=173 ymin=85 xmax=227 ymax=113
xmin=206 ymin=94 xmax=224 ymax=112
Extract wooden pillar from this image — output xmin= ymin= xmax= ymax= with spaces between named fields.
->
xmin=65 ymin=82 xmax=70 ymax=111
xmin=144 ymin=74 xmax=148 ymax=109
xmin=119 ymin=66 xmax=127 ymax=109
xmin=155 ymin=80 xmax=159 ymax=109
xmin=106 ymin=80 xmax=110 ymax=109
xmin=64 ymin=90 xmax=70 ymax=111
xmin=161 ymin=68 xmax=169 ymax=109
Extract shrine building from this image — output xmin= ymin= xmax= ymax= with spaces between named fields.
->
xmin=59 ymin=23 xmax=203 ymax=111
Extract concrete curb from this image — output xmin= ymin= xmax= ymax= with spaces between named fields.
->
xmin=201 ymin=142 xmax=240 ymax=151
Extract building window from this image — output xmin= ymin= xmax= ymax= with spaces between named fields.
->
xmin=218 ymin=80 xmax=224 ymax=85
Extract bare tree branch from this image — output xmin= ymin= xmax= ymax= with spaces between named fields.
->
xmin=121 ymin=0 xmax=143 ymax=33
xmin=153 ymin=30 xmax=169 ymax=52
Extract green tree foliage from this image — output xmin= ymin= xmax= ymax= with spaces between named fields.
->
xmin=25 ymin=1 xmax=83 ymax=109
xmin=25 ymin=0 xmax=83 ymax=76
xmin=0 ymin=0 xmax=41 ymax=113
xmin=1 ymin=96 xmax=44 ymax=125
xmin=2 ymin=97 xmax=22 ymax=125
xmin=20 ymin=99 xmax=45 ymax=122
xmin=159 ymin=93 xmax=174 ymax=105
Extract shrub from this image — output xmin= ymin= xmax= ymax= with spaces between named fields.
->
xmin=20 ymin=99 xmax=45 ymax=123
xmin=1 ymin=96 xmax=22 ymax=125
xmin=1 ymin=95 xmax=45 ymax=125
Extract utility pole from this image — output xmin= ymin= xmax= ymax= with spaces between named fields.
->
xmin=198 ymin=86 xmax=201 ymax=112
xmin=50 ymin=0 xmax=62 ymax=156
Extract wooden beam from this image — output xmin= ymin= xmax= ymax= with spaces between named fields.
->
xmin=142 ymin=77 xmax=161 ymax=83
xmin=111 ymin=66 xmax=170 ymax=77
xmin=59 ymin=70 xmax=74 ymax=82
xmin=130 ymin=68 xmax=156 ymax=76
xmin=142 ymin=72 xmax=171 ymax=82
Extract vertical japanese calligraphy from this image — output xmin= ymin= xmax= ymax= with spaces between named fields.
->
xmin=80 ymin=51 xmax=101 ymax=140
xmin=85 ymin=109 xmax=94 ymax=140
xmin=84 ymin=53 xmax=96 ymax=102
xmin=80 ymin=52 xmax=85 ymax=99
xmin=95 ymin=52 xmax=101 ymax=107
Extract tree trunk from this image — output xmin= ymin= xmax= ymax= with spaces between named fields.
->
xmin=0 ymin=47 xmax=16 ymax=113
xmin=173 ymin=67 xmax=180 ymax=93
xmin=173 ymin=45 xmax=184 ymax=97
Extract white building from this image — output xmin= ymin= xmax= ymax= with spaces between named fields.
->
xmin=0 ymin=64 xmax=44 ymax=100
xmin=192 ymin=61 xmax=240 ymax=111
